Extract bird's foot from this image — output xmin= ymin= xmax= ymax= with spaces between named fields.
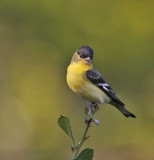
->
xmin=85 ymin=101 xmax=100 ymax=126
xmin=84 ymin=116 xmax=92 ymax=125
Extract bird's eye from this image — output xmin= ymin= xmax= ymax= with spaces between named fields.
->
xmin=80 ymin=54 xmax=87 ymax=58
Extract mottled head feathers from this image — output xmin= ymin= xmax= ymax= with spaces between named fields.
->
xmin=77 ymin=46 xmax=94 ymax=60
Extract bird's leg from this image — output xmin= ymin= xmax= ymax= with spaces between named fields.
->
xmin=86 ymin=100 xmax=100 ymax=113
xmin=85 ymin=100 xmax=100 ymax=126
xmin=91 ymin=100 xmax=101 ymax=112
xmin=85 ymin=103 xmax=93 ymax=112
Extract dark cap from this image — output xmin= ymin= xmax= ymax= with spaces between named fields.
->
xmin=77 ymin=46 xmax=94 ymax=59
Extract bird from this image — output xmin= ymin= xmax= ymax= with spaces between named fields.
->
xmin=66 ymin=46 xmax=136 ymax=118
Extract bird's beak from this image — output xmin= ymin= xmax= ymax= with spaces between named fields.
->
xmin=83 ymin=57 xmax=92 ymax=64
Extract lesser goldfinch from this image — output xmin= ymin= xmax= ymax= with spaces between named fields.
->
xmin=67 ymin=46 xmax=136 ymax=118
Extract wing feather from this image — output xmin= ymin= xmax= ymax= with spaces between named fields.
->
xmin=86 ymin=68 xmax=124 ymax=106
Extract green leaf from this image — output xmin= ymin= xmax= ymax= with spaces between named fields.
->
xmin=58 ymin=115 xmax=73 ymax=137
xmin=75 ymin=148 xmax=94 ymax=160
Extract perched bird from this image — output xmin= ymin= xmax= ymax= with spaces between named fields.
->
xmin=66 ymin=46 xmax=136 ymax=118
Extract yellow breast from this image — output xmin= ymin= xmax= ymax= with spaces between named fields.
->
xmin=66 ymin=61 xmax=92 ymax=93
xmin=66 ymin=61 xmax=111 ymax=103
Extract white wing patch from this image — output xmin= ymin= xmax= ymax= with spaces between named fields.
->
xmin=98 ymin=83 xmax=109 ymax=92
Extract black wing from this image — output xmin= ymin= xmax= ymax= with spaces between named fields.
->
xmin=86 ymin=68 xmax=124 ymax=106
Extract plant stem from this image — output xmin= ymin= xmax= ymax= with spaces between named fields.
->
xmin=71 ymin=132 xmax=76 ymax=148
xmin=71 ymin=118 xmax=92 ymax=160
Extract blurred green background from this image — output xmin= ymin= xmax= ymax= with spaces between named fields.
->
xmin=0 ymin=0 xmax=154 ymax=160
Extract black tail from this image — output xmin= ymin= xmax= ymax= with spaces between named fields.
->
xmin=110 ymin=101 xmax=136 ymax=118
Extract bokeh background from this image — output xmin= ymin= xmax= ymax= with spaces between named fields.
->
xmin=0 ymin=0 xmax=154 ymax=160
